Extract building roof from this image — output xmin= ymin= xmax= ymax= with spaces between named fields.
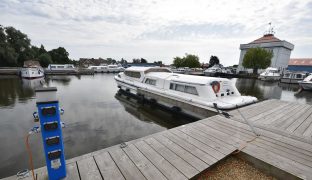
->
xmin=249 ymin=34 xmax=281 ymax=44
xmin=288 ymin=58 xmax=312 ymax=66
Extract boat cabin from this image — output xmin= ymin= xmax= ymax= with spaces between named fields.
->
xmin=48 ymin=64 xmax=75 ymax=70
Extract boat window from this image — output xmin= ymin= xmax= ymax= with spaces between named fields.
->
xmin=175 ymin=84 xmax=185 ymax=92
xmin=145 ymin=78 xmax=156 ymax=86
xmin=284 ymin=74 xmax=291 ymax=78
xmin=51 ymin=66 xmax=56 ymax=68
xmin=125 ymin=71 xmax=141 ymax=78
xmin=296 ymin=74 xmax=302 ymax=79
xmin=185 ymin=86 xmax=198 ymax=95
xmin=169 ymin=83 xmax=198 ymax=95
xmin=57 ymin=66 xmax=65 ymax=68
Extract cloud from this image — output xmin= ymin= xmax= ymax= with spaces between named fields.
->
xmin=0 ymin=0 xmax=311 ymax=65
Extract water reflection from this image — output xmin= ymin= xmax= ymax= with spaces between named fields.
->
xmin=233 ymin=78 xmax=312 ymax=104
xmin=115 ymin=93 xmax=194 ymax=128
xmin=0 ymin=76 xmax=41 ymax=107
xmin=1 ymin=75 xmax=312 ymax=178
xmin=45 ymin=76 xmax=72 ymax=86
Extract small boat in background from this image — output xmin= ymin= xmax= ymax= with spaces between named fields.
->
xmin=47 ymin=64 xmax=77 ymax=72
xmin=20 ymin=60 xmax=44 ymax=79
xmin=88 ymin=65 xmax=124 ymax=73
xmin=298 ymin=74 xmax=312 ymax=90
xmin=259 ymin=67 xmax=281 ymax=81
xmin=204 ymin=65 xmax=222 ymax=77
xmin=280 ymin=71 xmax=309 ymax=84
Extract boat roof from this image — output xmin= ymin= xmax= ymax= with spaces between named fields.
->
xmin=146 ymin=72 xmax=228 ymax=85
xmin=265 ymin=67 xmax=278 ymax=70
xmin=125 ymin=66 xmax=171 ymax=73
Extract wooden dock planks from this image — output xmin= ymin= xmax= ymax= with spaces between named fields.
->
xmin=2 ymin=99 xmax=312 ymax=180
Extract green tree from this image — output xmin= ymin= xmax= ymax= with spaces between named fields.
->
xmin=38 ymin=53 xmax=52 ymax=67
xmin=184 ymin=54 xmax=200 ymax=68
xmin=209 ymin=55 xmax=219 ymax=67
xmin=242 ymin=47 xmax=273 ymax=74
xmin=173 ymin=56 xmax=184 ymax=67
xmin=48 ymin=47 xmax=70 ymax=64
xmin=173 ymin=54 xmax=200 ymax=68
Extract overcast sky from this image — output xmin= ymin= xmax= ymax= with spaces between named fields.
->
xmin=0 ymin=0 xmax=311 ymax=65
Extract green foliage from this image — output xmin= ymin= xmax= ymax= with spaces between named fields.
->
xmin=0 ymin=25 xmax=71 ymax=67
xmin=173 ymin=54 xmax=200 ymax=68
xmin=38 ymin=53 xmax=52 ymax=67
xmin=209 ymin=55 xmax=220 ymax=67
xmin=242 ymin=47 xmax=273 ymax=74
xmin=48 ymin=47 xmax=70 ymax=64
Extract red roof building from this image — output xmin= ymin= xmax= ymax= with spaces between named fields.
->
xmin=238 ymin=33 xmax=294 ymax=72
xmin=288 ymin=58 xmax=312 ymax=66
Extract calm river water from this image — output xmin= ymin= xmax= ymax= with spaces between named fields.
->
xmin=0 ymin=74 xmax=312 ymax=178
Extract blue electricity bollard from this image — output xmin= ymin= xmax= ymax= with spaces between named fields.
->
xmin=35 ymin=87 xmax=66 ymax=180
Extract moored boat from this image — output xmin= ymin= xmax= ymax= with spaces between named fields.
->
xmin=114 ymin=67 xmax=257 ymax=110
xmin=280 ymin=71 xmax=308 ymax=84
xmin=47 ymin=64 xmax=77 ymax=72
xmin=20 ymin=60 xmax=44 ymax=79
xmin=259 ymin=67 xmax=281 ymax=81
xmin=298 ymin=74 xmax=312 ymax=90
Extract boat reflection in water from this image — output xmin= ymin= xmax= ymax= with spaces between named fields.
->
xmin=115 ymin=91 xmax=196 ymax=129
xmin=21 ymin=77 xmax=45 ymax=90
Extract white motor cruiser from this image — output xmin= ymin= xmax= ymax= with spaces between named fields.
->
xmin=115 ymin=67 xmax=257 ymax=110
xmin=298 ymin=74 xmax=312 ymax=90
xmin=20 ymin=60 xmax=44 ymax=79
xmin=259 ymin=67 xmax=281 ymax=81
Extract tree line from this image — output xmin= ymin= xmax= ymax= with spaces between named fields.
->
xmin=173 ymin=54 xmax=220 ymax=68
xmin=0 ymin=25 xmax=72 ymax=67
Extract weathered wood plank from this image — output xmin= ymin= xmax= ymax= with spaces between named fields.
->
xmin=64 ymin=163 xmax=81 ymax=180
xmin=243 ymin=142 xmax=312 ymax=180
xmin=230 ymin=100 xmax=281 ymax=119
xmin=169 ymin=129 xmax=225 ymax=159
xmin=134 ymin=140 xmax=187 ymax=180
xmin=109 ymin=148 xmax=145 ymax=180
xmin=94 ymin=151 xmax=125 ymax=180
xmin=162 ymin=131 xmax=218 ymax=165
xmin=122 ymin=143 xmax=167 ymax=180
xmin=77 ymin=156 xmax=102 ymax=180
xmin=250 ymin=102 xmax=292 ymax=122
xmin=144 ymin=137 xmax=199 ymax=179
xmin=178 ymin=126 xmax=236 ymax=155
xmin=254 ymin=103 xmax=300 ymax=124
xmin=286 ymin=106 xmax=312 ymax=132
xmin=208 ymin=115 xmax=312 ymax=155
xmin=294 ymin=108 xmax=312 ymax=136
xmin=276 ymin=104 xmax=310 ymax=129
xmin=208 ymin=116 xmax=312 ymax=161
xmin=201 ymin=117 xmax=312 ymax=168
xmin=154 ymin=134 xmax=208 ymax=171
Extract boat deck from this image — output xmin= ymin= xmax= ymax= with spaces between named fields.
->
xmin=2 ymin=99 xmax=312 ymax=180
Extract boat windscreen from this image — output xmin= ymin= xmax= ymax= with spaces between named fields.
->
xmin=144 ymin=68 xmax=171 ymax=74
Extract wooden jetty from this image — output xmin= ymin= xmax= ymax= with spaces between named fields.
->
xmin=2 ymin=99 xmax=312 ymax=180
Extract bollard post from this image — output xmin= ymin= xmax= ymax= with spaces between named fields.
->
xmin=35 ymin=87 xmax=66 ymax=180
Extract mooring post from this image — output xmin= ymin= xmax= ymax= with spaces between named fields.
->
xmin=35 ymin=87 xmax=66 ymax=180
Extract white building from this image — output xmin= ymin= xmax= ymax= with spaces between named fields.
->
xmin=238 ymin=33 xmax=294 ymax=73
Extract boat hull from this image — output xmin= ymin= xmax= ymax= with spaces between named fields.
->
xmin=259 ymin=75 xmax=280 ymax=81
xmin=280 ymin=78 xmax=303 ymax=84
xmin=21 ymin=68 xmax=44 ymax=79
xmin=299 ymin=82 xmax=312 ymax=90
